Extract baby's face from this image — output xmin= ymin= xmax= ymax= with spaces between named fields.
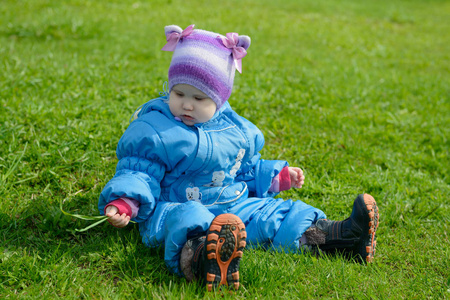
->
xmin=169 ymin=84 xmax=217 ymax=126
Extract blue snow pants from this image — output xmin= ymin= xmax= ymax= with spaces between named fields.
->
xmin=139 ymin=196 xmax=326 ymax=275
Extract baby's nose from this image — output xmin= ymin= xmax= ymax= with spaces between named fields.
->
xmin=183 ymin=101 xmax=194 ymax=110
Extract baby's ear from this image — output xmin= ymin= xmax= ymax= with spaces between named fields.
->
xmin=164 ymin=25 xmax=182 ymax=39
xmin=237 ymin=35 xmax=251 ymax=50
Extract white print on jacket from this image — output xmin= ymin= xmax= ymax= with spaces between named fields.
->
xmin=230 ymin=149 xmax=246 ymax=176
xmin=212 ymin=171 xmax=225 ymax=187
xmin=204 ymin=171 xmax=226 ymax=187
xmin=186 ymin=187 xmax=202 ymax=202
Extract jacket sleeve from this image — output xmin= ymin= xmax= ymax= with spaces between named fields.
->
xmin=235 ymin=127 xmax=288 ymax=198
xmin=98 ymin=119 xmax=168 ymax=223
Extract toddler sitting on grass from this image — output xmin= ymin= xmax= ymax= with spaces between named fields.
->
xmin=99 ymin=24 xmax=379 ymax=291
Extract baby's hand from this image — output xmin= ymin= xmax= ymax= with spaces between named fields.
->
xmin=288 ymin=167 xmax=305 ymax=189
xmin=105 ymin=205 xmax=130 ymax=228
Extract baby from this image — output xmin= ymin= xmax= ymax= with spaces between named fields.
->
xmin=99 ymin=24 xmax=379 ymax=291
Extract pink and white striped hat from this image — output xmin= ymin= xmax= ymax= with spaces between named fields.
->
xmin=162 ymin=24 xmax=251 ymax=109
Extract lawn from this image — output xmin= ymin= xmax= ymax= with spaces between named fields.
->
xmin=1 ymin=0 xmax=449 ymax=298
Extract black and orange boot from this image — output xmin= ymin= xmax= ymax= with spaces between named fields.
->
xmin=304 ymin=194 xmax=379 ymax=263
xmin=180 ymin=214 xmax=247 ymax=291
xmin=204 ymin=214 xmax=247 ymax=291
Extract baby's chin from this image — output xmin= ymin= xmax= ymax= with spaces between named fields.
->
xmin=182 ymin=121 xmax=195 ymax=126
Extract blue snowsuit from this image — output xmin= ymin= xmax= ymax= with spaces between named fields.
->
xmin=98 ymin=96 xmax=326 ymax=275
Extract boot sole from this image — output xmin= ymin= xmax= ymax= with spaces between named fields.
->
xmin=361 ymin=194 xmax=379 ymax=263
xmin=204 ymin=214 xmax=246 ymax=291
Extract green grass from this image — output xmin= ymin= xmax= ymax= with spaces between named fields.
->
xmin=1 ymin=0 xmax=449 ymax=298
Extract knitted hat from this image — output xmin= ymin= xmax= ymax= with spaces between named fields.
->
xmin=162 ymin=24 xmax=251 ymax=109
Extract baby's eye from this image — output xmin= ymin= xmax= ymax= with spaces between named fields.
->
xmin=194 ymin=96 xmax=206 ymax=101
xmin=176 ymin=92 xmax=184 ymax=97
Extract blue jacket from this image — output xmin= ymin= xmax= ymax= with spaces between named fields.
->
xmin=99 ymin=96 xmax=287 ymax=219
xmin=99 ymin=96 xmax=325 ymax=274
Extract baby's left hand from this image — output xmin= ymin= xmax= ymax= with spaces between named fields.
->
xmin=288 ymin=167 xmax=305 ymax=189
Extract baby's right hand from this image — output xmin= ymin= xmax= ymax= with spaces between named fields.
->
xmin=105 ymin=205 xmax=131 ymax=228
